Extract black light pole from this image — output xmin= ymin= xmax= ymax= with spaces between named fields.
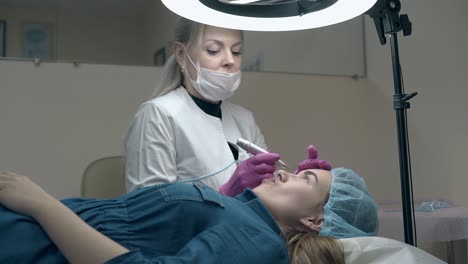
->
xmin=366 ymin=0 xmax=418 ymax=246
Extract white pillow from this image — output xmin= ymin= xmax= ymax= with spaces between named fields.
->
xmin=340 ymin=236 xmax=446 ymax=264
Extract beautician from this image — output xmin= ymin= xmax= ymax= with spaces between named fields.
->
xmin=124 ymin=17 xmax=331 ymax=194
xmin=124 ymin=17 xmax=280 ymax=192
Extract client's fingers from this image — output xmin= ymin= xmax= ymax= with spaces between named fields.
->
xmin=0 ymin=171 xmax=20 ymax=178
xmin=0 ymin=171 xmax=12 ymax=179
xmin=0 ymin=171 xmax=25 ymax=182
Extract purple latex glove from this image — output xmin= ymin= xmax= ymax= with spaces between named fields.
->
xmin=294 ymin=145 xmax=332 ymax=174
xmin=219 ymin=152 xmax=280 ymax=197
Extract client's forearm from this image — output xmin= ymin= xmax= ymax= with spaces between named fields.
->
xmin=34 ymin=198 xmax=128 ymax=264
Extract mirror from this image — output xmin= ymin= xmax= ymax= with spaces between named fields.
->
xmin=0 ymin=0 xmax=365 ymax=76
xmin=0 ymin=0 xmax=159 ymax=66
xmin=242 ymin=16 xmax=364 ymax=76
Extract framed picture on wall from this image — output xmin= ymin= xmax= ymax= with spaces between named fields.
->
xmin=22 ymin=22 xmax=54 ymax=59
xmin=0 ymin=20 xmax=6 ymax=57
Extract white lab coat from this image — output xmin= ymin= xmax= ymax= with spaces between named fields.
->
xmin=124 ymin=87 xmax=267 ymax=192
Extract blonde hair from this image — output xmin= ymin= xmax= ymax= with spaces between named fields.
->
xmin=284 ymin=231 xmax=345 ymax=264
xmin=152 ymin=17 xmax=206 ymax=98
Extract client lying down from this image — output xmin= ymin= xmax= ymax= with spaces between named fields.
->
xmin=0 ymin=148 xmax=378 ymax=264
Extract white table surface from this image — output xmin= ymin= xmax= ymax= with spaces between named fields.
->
xmin=378 ymin=203 xmax=468 ymax=242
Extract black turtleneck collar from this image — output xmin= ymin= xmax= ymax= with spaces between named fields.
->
xmin=189 ymin=94 xmax=222 ymax=119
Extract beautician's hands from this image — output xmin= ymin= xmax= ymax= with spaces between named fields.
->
xmin=294 ymin=145 xmax=332 ymax=174
xmin=219 ymin=152 xmax=280 ymax=197
xmin=0 ymin=171 xmax=55 ymax=217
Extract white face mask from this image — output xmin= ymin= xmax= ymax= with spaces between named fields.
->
xmin=183 ymin=48 xmax=241 ymax=102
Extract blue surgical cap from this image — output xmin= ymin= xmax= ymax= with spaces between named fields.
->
xmin=319 ymin=168 xmax=379 ymax=238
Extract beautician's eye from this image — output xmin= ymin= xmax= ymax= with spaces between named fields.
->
xmin=232 ymin=51 xmax=242 ymax=56
xmin=206 ymin=49 xmax=219 ymax=55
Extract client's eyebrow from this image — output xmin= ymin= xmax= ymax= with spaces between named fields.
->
xmin=304 ymin=170 xmax=318 ymax=183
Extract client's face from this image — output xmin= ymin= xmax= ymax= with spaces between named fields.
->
xmin=253 ymin=169 xmax=333 ymax=229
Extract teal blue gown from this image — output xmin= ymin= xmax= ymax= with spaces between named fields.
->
xmin=0 ymin=182 xmax=288 ymax=264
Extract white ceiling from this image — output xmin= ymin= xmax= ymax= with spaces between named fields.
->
xmin=0 ymin=0 xmax=150 ymax=16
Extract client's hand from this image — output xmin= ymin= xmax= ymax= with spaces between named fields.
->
xmin=294 ymin=145 xmax=332 ymax=174
xmin=0 ymin=171 xmax=55 ymax=217
xmin=219 ymin=152 xmax=280 ymax=197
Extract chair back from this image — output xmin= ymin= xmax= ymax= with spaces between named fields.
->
xmin=81 ymin=156 xmax=126 ymax=198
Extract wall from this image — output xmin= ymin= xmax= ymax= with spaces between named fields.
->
xmin=0 ymin=60 xmax=158 ymax=198
xmin=365 ymin=0 xmax=468 ymax=205
xmin=0 ymin=60 xmax=395 ymax=201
